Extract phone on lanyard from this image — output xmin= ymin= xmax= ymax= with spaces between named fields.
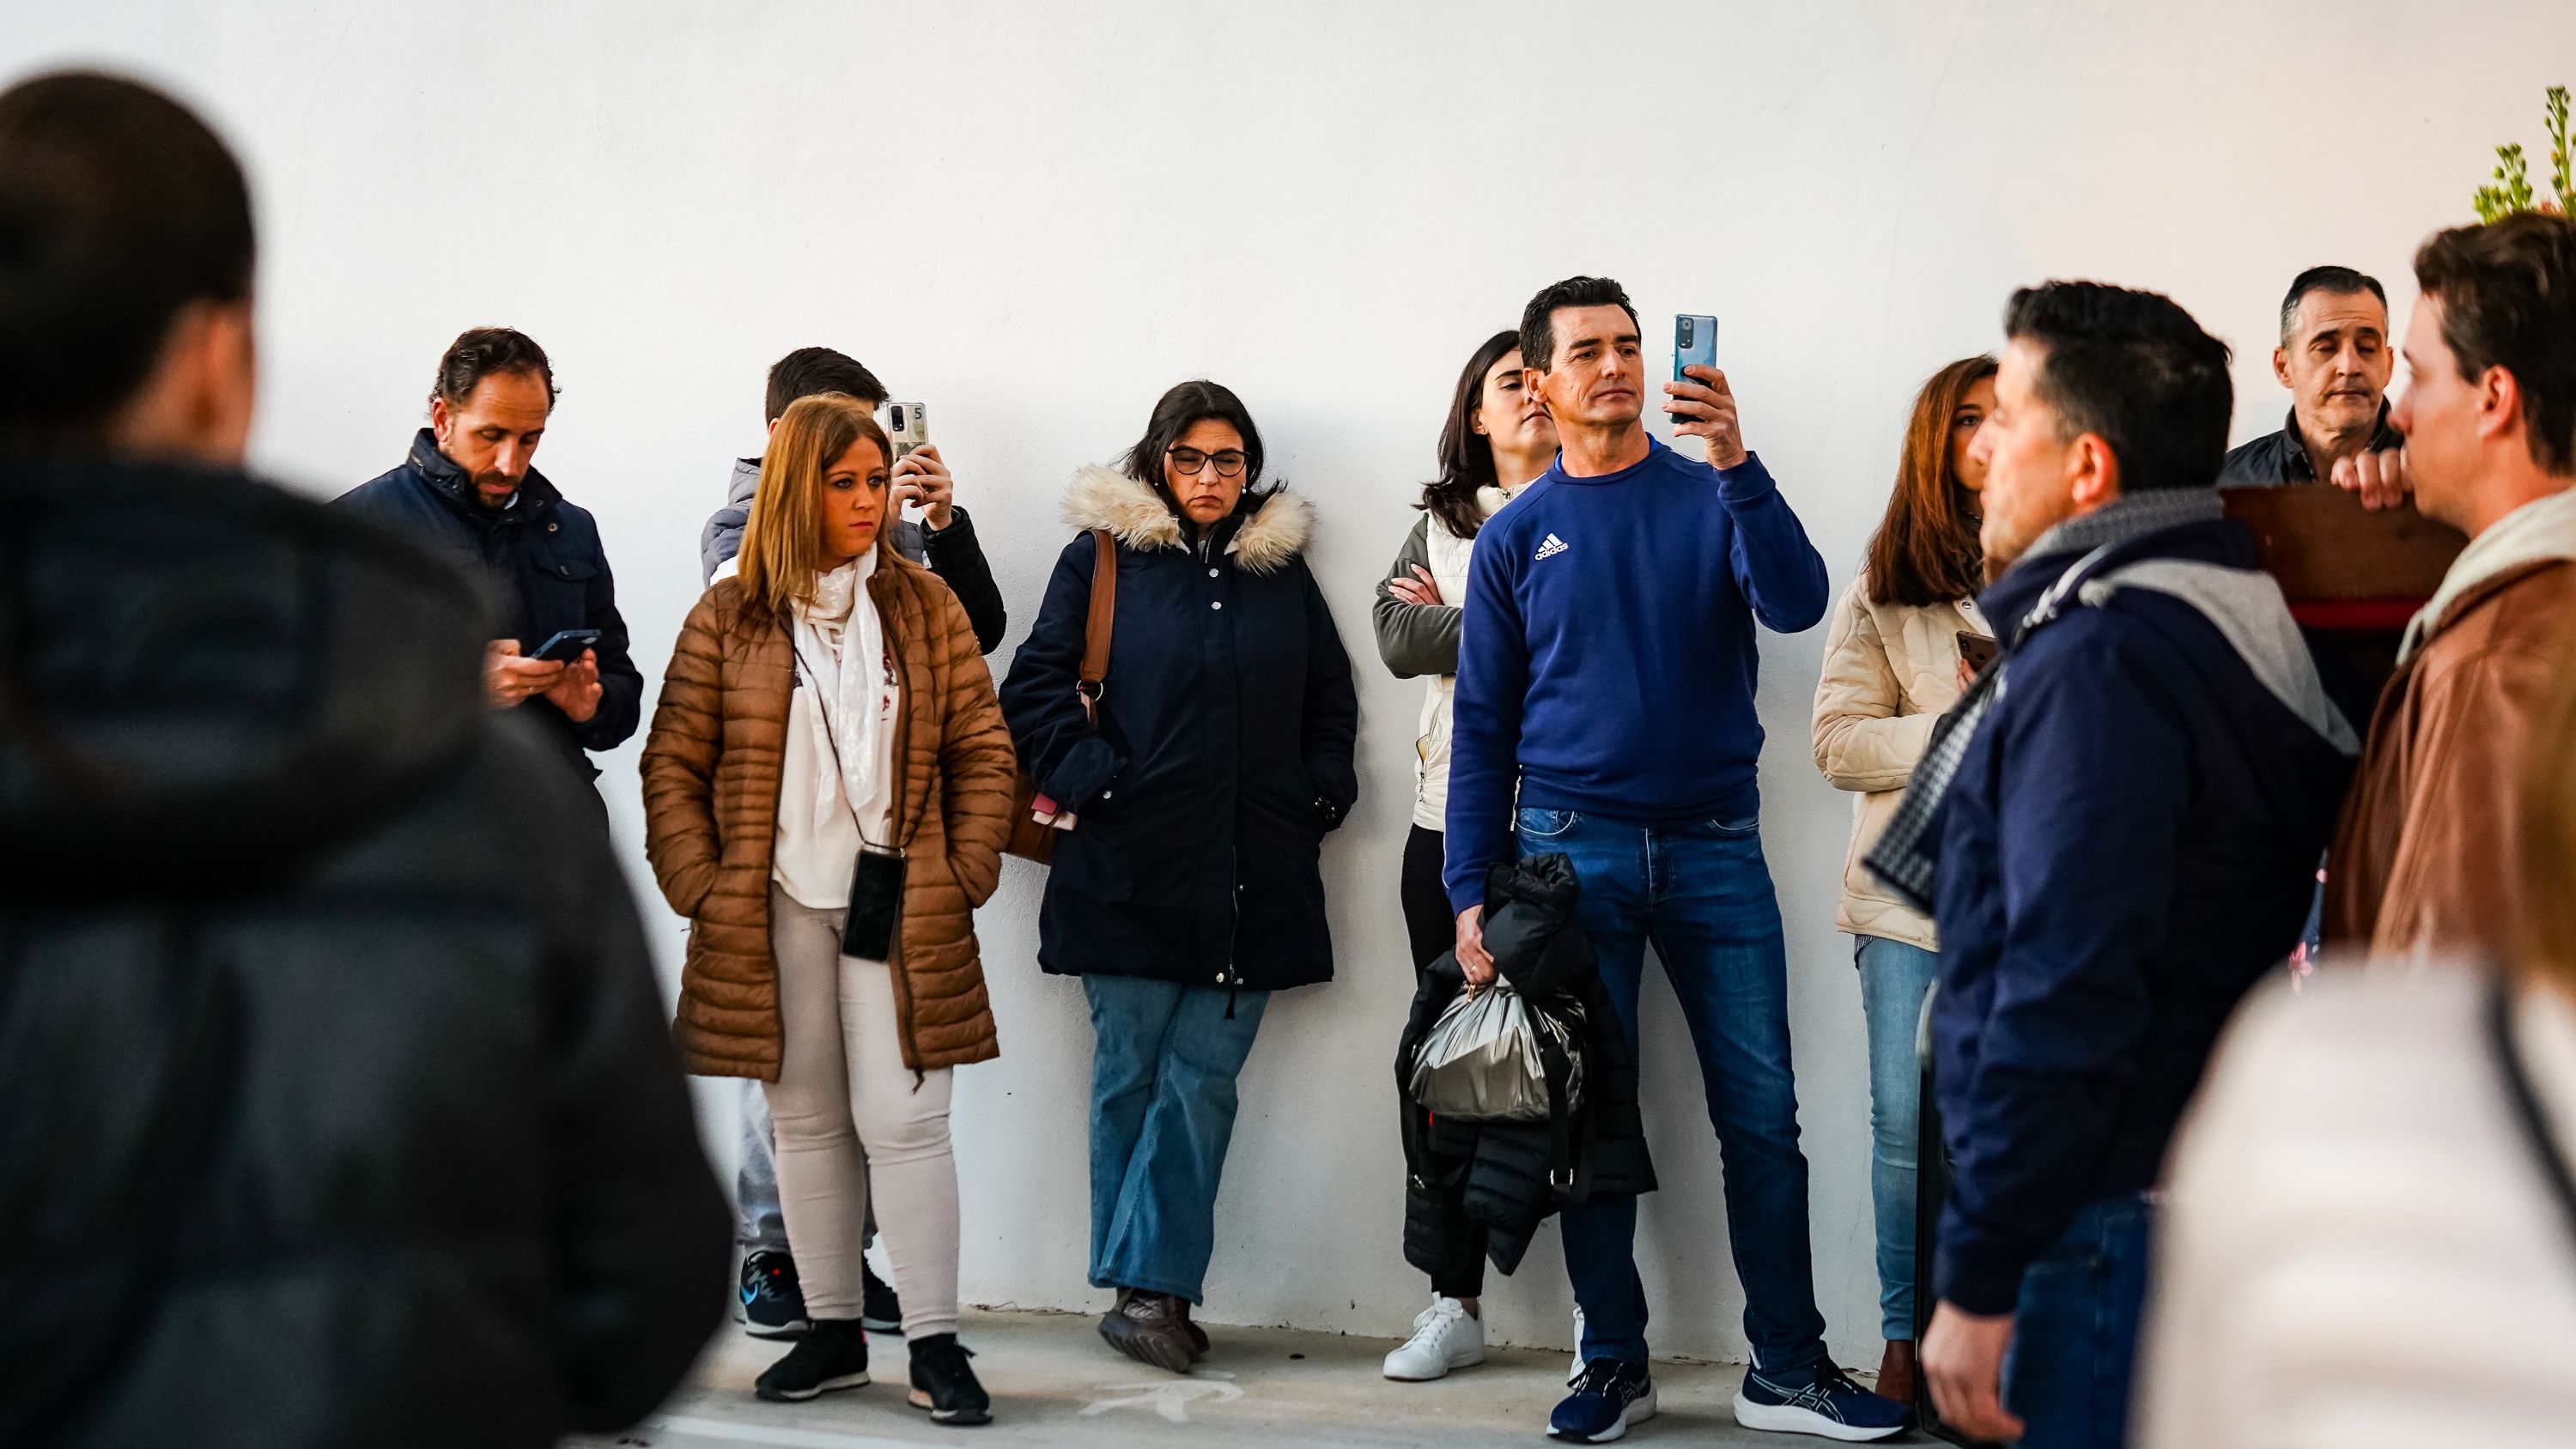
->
xmin=1674 ymin=314 xmax=1718 ymax=381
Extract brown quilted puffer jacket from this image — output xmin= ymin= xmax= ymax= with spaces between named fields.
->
xmin=641 ymin=555 xmax=1016 ymax=1076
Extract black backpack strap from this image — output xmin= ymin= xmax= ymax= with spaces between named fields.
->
xmin=2487 ymin=977 xmax=2576 ymax=1250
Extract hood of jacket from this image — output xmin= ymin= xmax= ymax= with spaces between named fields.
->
xmin=1060 ymin=464 xmax=1314 ymax=575
xmin=0 ymin=458 xmax=488 ymax=900
xmin=2403 ymin=485 xmax=2576 ymax=664
xmin=727 ymin=455 xmax=760 ymax=509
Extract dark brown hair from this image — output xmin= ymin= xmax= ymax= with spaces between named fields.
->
xmin=2415 ymin=211 xmax=2576 ymax=476
xmin=429 ymin=327 xmax=556 ymax=414
xmin=1518 ymin=275 xmax=1638 ymax=375
xmin=2003 ymin=281 xmax=2232 ymax=494
xmin=765 ymin=345 xmax=885 ymax=421
xmin=1420 ymin=330 xmax=1521 ymax=540
xmin=1863 ymin=355 xmax=1996 ymax=607
xmin=0 ymin=71 xmax=253 ymax=449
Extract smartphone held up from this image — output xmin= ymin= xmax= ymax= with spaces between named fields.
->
xmin=1674 ymin=313 xmax=1718 ymax=381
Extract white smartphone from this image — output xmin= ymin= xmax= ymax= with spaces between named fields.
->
xmin=884 ymin=401 xmax=929 ymax=460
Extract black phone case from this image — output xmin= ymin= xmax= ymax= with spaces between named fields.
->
xmin=841 ymin=846 xmax=905 ymax=961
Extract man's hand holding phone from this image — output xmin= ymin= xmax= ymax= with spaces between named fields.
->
xmin=486 ymin=639 xmax=564 ymax=710
xmin=1666 ymin=365 xmax=1748 ymax=470
xmin=890 ymin=442 xmax=957 ymax=532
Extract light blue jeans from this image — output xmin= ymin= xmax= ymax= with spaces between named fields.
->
xmin=1855 ymin=934 xmax=1940 ymax=1343
xmin=1083 ymin=975 xmax=1271 ymax=1304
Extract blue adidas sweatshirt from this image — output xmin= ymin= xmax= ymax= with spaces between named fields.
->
xmin=1445 ymin=439 xmax=1829 ymax=913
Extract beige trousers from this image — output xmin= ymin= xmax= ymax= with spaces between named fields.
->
xmin=763 ymin=884 xmax=959 ymax=1337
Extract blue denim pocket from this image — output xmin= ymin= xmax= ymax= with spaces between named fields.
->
xmin=1515 ymin=807 xmax=1577 ymax=839
xmin=1702 ymin=814 xmax=1760 ymax=836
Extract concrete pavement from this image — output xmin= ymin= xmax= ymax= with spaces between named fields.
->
xmin=572 ymin=1308 xmax=1905 ymax=1449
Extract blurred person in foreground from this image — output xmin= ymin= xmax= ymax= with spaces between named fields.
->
xmin=1870 ymin=282 xmax=2358 ymax=1446
xmin=2141 ymin=655 xmax=2576 ymax=1446
xmin=2324 ymin=212 xmax=2576 ymax=960
xmin=0 ymin=71 xmax=727 ymax=1448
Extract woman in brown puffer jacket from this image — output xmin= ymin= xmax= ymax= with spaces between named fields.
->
xmin=641 ymin=393 xmax=1015 ymax=1421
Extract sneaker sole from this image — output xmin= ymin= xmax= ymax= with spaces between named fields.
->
xmin=756 ymin=1371 xmax=869 ymax=1403
xmin=744 ymin=1320 xmax=810 ymax=1341
xmin=908 ymin=1387 xmax=993 ymax=1425
xmin=1730 ymin=1391 xmax=1906 ymax=1442
xmin=861 ymin=1316 xmax=903 ymax=1335
xmin=1099 ymin=1321 xmax=1195 ymax=1375
xmin=1383 ymin=1346 xmax=1486 ymax=1381
xmin=1548 ymin=1384 xmax=1656 ymax=1442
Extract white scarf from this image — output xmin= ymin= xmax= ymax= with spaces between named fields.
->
xmin=789 ymin=552 xmax=894 ymax=840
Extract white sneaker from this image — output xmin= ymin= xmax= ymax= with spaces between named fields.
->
xmin=1382 ymin=1295 xmax=1486 ymax=1380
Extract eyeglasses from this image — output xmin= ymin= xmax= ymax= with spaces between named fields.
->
xmin=1168 ymin=446 xmax=1248 ymax=478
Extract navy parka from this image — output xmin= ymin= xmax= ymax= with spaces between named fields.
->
xmin=333 ymin=430 xmax=643 ymax=776
xmin=1000 ymin=467 xmax=1358 ymax=992
xmin=1927 ymin=512 xmax=2356 ymax=1316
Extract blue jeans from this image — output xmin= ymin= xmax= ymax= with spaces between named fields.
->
xmin=1083 ymin=975 xmax=1271 ymax=1304
xmin=1516 ymin=807 xmax=1827 ymax=1370
xmin=2002 ymin=1192 xmax=2153 ymax=1449
xmin=1855 ymin=935 xmax=1939 ymax=1342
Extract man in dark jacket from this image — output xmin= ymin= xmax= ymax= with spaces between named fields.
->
xmin=698 ymin=346 xmax=1007 ymax=652
xmin=1875 ymin=282 xmax=2358 ymax=1446
xmin=333 ymin=329 xmax=643 ymax=791
xmin=2218 ymin=265 xmax=2403 ymax=489
xmin=0 ymin=70 xmax=728 ymax=1448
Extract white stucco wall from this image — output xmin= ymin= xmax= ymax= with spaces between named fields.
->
xmin=9 ymin=0 xmax=2568 ymax=1367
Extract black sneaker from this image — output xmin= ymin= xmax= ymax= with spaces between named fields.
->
xmin=908 ymin=1332 xmax=993 ymax=1426
xmin=754 ymin=1318 xmax=869 ymax=1402
xmin=861 ymin=1259 xmax=904 ymax=1336
xmin=739 ymin=1249 xmax=809 ymax=1339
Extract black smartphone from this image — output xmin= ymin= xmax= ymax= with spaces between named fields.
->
xmin=1958 ymin=630 xmax=1999 ymax=674
xmin=531 ymin=627 xmax=601 ymax=663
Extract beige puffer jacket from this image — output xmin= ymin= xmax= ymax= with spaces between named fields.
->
xmin=1810 ymin=578 xmax=1989 ymax=952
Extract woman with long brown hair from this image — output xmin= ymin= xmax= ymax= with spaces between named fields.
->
xmin=1370 ymin=328 xmax=1558 ymax=1382
xmin=642 ymin=393 xmax=1016 ymax=1420
xmin=1809 ymin=354 xmax=1996 ymax=1406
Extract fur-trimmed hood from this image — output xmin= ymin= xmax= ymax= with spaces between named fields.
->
xmin=1061 ymin=464 xmax=1315 ymax=575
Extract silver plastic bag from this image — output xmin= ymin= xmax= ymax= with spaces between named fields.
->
xmin=1407 ymin=982 xmax=1550 ymax=1122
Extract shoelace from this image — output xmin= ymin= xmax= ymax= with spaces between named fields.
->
xmin=1571 ymin=1360 xmax=1633 ymax=1397
xmin=1407 ymin=1300 xmax=1466 ymax=1338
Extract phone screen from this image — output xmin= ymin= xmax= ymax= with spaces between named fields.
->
xmin=1674 ymin=314 xmax=1719 ymax=381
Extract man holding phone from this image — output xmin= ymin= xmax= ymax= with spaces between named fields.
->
xmin=334 ymin=328 xmax=643 ymax=795
xmin=1448 ymin=277 xmax=1899 ymax=1442
xmin=700 ymin=347 xmax=1006 ymax=653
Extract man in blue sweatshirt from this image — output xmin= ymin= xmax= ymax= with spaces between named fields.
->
xmin=1868 ymin=283 xmax=2357 ymax=1446
xmin=1448 ymin=276 xmax=1898 ymax=1443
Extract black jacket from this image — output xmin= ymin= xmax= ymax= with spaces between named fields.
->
xmin=999 ymin=467 xmax=1358 ymax=992
xmin=1396 ymin=855 xmax=1655 ymax=1278
xmin=0 ymin=460 xmax=728 ymax=1448
xmin=332 ymin=430 xmax=644 ymax=775
xmin=2217 ymin=403 xmax=2403 ymax=486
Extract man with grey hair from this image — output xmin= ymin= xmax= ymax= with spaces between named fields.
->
xmin=2220 ymin=264 xmax=2403 ymax=489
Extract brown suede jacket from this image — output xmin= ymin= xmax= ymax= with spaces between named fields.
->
xmin=2327 ymin=553 xmax=2575 ymax=959
xmin=641 ymin=555 xmax=1017 ymax=1076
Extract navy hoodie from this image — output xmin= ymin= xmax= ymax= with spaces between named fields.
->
xmin=1446 ymin=440 xmax=1828 ymax=912
xmin=1927 ymin=513 xmax=2354 ymax=1315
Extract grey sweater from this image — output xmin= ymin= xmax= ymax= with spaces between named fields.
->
xmin=1373 ymin=514 xmax=1461 ymax=678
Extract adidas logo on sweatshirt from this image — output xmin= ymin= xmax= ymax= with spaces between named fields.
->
xmin=1534 ymin=533 xmax=1569 ymax=561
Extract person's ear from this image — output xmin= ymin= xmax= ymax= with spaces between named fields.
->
xmin=106 ymin=298 xmax=257 ymax=467
xmin=766 ymin=416 xmax=781 ymax=437
xmin=2477 ymin=365 xmax=2523 ymax=447
xmin=430 ymin=392 xmax=453 ymax=444
xmin=1470 ymin=405 xmax=1487 ymax=437
xmin=2273 ymin=345 xmax=2293 ymax=389
xmin=2069 ymin=432 xmax=2121 ymax=510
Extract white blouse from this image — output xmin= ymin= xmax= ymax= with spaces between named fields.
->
xmin=772 ymin=557 xmax=900 ymax=912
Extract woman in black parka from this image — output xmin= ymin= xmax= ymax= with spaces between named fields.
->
xmin=1000 ymin=380 xmax=1357 ymax=1375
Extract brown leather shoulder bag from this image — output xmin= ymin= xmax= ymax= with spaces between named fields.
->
xmin=1005 ymin=528 xmax=1115 ymax=863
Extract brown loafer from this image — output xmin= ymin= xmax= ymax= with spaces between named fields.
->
xmin=1098 ymin=1288 xmax=1195 ymax=1374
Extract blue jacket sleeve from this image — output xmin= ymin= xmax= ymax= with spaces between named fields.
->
xmin=1298 ymin=563 xmax=1359 ymax=815
xmin=1716 ymin=452 xmax=1830 ymax=634
xmin=996 ymin=537 xmax=1123 ymax=810
xmin=1443 ymin=524 xmax=1527 ymax=914
xmin=1932 ymin=623 xmax=2185 ymax=1315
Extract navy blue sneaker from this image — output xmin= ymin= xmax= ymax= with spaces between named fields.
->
xmin=739 ymin=1249 xmax=810 ymax=1339
xmin=1549 ymin=1358 xmax=1656 ymax=1442
xmin=1732 ymin=1358 xmax=1910 ymax=1441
